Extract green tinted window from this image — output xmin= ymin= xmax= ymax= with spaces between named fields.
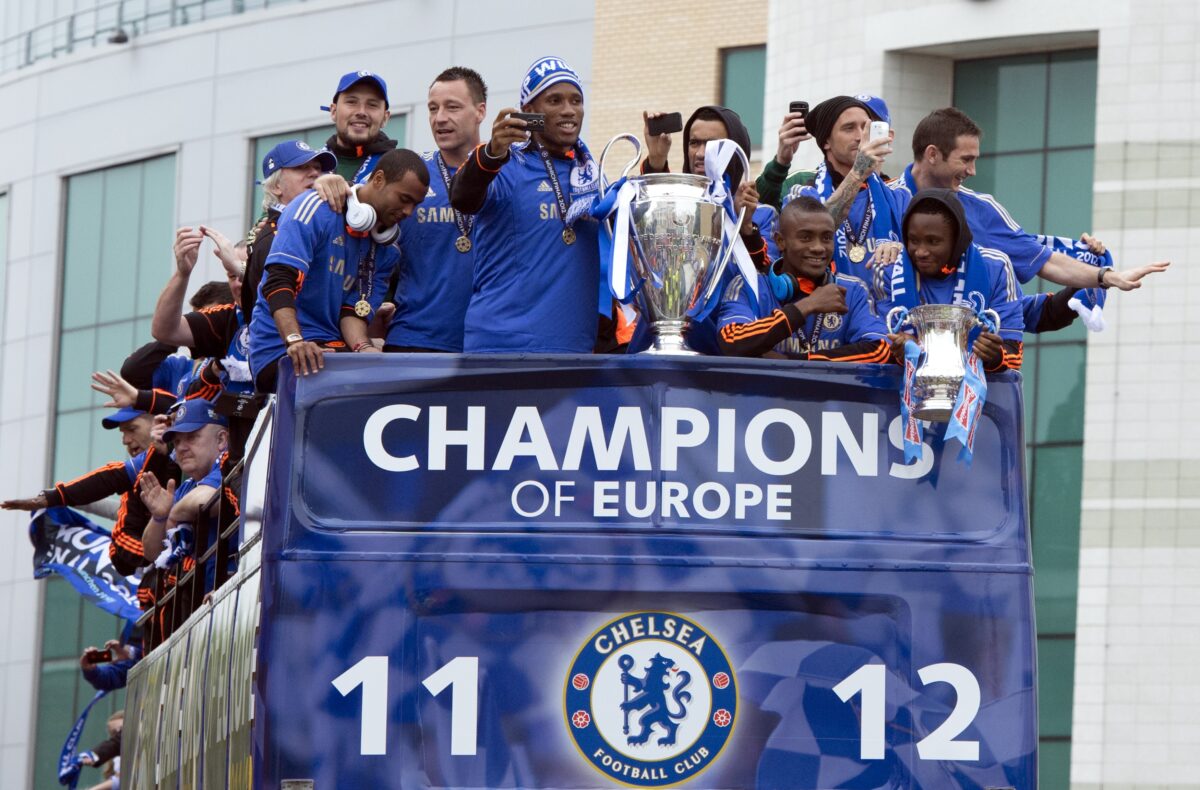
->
xmin=955 ymin=48 xmax=1096 ymax=772
xmin=720 ymin=46 xmax=766 ymax=151
xmin=36 ymin=153 xmax=176 ymax=788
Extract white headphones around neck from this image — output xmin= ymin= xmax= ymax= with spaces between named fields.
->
xmin=345 ymin=184 xmax=400 ymax=244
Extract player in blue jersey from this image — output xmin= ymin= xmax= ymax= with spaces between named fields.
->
xmin=716 ymin=197 xmax=891 ymax=361
xmin=787 ymin=95 xmax=906 ymax=284
xmin=449 ymin=56 xmax=602 ymax=353
xmin=248 ymin=149 xmax=428 ymax=392
xmin=389 ymin=67 xmax=488 ymax=351
xmin=892 ymin=108 xmax=1169 ymax=293
xmin=877 ymin=189 xmax=1025 ymax=372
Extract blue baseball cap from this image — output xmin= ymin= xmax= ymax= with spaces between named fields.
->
xmin=854 ymin=93 xmax=891 ymax=125
xmin=163 ymin=399 xmax=228 ymax=442
xmin=321 ymin=70 xmax=389 ymax=112
xmin=261 ymin=140 xmax=337 ymax=180
xmin=101 ymin=407 xmax=147 ymax=429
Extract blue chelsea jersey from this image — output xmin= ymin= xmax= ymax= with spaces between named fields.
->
xmin=462 ymin=145 xmax=600 ymax=353
xmin=387 ymin=153 xmax=476 ymax=351
xmin=890 ymin=165 xmax=1052 ymax=283
xmin=248 ymin=190 xmax=399 ymax=377
xmin=875 ymin=245 xmax=1026 ymax=342
xmin=718 ymin=272 xmax=887 ymax=355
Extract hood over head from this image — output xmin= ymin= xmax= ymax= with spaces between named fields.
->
xmin=682 ymin=105 xmax=752 ymax=187
xmin=902 ymin=187 xmax=973 ymax=269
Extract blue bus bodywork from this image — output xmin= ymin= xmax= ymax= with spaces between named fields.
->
xmin=124 ymin=355 xmax=1036 ymax=789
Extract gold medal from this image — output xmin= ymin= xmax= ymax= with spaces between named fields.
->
xmin=848 ymin=244 xmax=866 ymax=263
xmin=354 ymin=299 xmax=371 ymax=318
xmin=455 ymin=235 xmax=472 ymax=253
xmin=562 ymin=227 xmax=576 ymax=245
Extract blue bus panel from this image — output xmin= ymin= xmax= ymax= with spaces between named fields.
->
xmin=253 ymin=355 xmax=1035 ymax=789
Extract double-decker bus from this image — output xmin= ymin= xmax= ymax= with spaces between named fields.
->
xmin=122 ymin=354 xmax=1035 ymax=789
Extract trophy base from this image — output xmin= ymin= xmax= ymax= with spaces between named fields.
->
xmin=640 ymin=323 xmax=700 ymax=355
xmin=914 ymin=397 xmax=954 ymax=423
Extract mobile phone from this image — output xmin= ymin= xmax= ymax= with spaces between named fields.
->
xmin=85 ymin=648 xmax=112 ymax=664
xmin=646 ymin=112 xmax=683 ymax=137
xmin=788 ymin=101 xmax=809 ymax=119
xmin=868 ymin=121 xmax=890 ymax=142
xmin=510 ymin=112 xmax=545 ymax=131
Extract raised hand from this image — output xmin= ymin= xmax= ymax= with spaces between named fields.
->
xmin=90 ymin=369 xmax=137 ymax=409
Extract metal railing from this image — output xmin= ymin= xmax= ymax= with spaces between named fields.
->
xmin=0 ymin=0 xmax=306 ymax=76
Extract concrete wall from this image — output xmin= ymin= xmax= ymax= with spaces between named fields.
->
xmin=0 ymin=1 xmax=593 ymax=784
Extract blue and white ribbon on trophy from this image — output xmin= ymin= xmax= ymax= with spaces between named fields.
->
xmin=694 ymin=138 xmax=759 ymax=319
xmin=1035 ymin=234 xmax=1114 ymax=332
xmin=943 ymin=305 xmax=998 ymax=464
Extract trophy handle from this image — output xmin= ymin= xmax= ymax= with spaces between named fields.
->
xmin=699 ymin=142 xmax=753 ymax=304
xmin=978 ymin=308 xmax=1001 ymax=333
xmin=702 ymin=205 xmax=748 ymax=304
xmin=598 ymin=133 xmax=643 ymax=199
xmin=886 ymin=306 xmax=909 ymax=333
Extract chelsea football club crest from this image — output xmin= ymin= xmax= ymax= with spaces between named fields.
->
xmin=564 ymin=612 xmax=736 ymax=786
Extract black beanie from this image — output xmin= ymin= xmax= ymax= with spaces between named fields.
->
xmin=806 ymin=95 xmax=876 ymax=150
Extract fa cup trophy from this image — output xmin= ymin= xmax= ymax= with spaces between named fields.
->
xmin=887 ymin=304 xmax=1001 ymax=422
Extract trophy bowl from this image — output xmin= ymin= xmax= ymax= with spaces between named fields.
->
xmin=627 ymin=173 xmax=727 ymax=354
xmin=888 ymin=303 xmax=1000 ymax=422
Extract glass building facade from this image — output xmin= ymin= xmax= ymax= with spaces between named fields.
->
xmin=955 ymin=48 xmax=1098 ymax=789
xmin=35 ymin=153 xmax=176 ymax=787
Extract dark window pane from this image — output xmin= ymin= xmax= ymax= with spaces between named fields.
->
xmin=1047 ymin=50 xmax=1099 ymax=148
xmin=1032 ymin=445 xmax=1083 ymax=634
xmin=40 ymin=578 xmax=82 ymax=660
xmin=721 ymin=46 xmax=766 ymax=151
xmin=1020 ymin=344 xmax=1038 ymax=442
xmin=33 ymin=664 xmax=80 ymax=789
xmin=954 ymin=54 xmax=1047 ymax=154
xmin=1038 ymin=739 xmax=1072 ymax=789
xmin=97 ymin=165 xmax=143 ymax=324
xmin=973 ymin=152 xmax=1044 ymax=233
xmin=1044 ymin=148 xmax=1095 ymax=239
xmin=1035 ymin=344 xmax=1086 ymax=444
xmin=136 ymin=156 xmax=178 ymax=317
xmin=1038 ymin=638 xmax=1076 ymax=736
xmin=62 ymin=172 xmax=105 ymax=330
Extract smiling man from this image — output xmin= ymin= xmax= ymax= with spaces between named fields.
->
xmin=895 ymin=107 xmax=1168 ymax=293
xmin=385 ymin=67 xmax=488 ymax=352
xmin=450 ymin=56 xmax=601 ymax=353
xmin=248 ymin=148 xmax=429 ymax=392
xmin=716 ymin=196 xmax=890 ymax=361
xmin=322 ymin=70 xmax=397 ymax=185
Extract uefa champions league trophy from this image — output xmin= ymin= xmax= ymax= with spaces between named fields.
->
xmin=887 ymin=304 xmax=1000 ymax=421
xmin=598 ymin=135 xmax=748 ymax=354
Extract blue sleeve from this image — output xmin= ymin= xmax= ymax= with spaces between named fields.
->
xmin=989 ymin=264 xmax=1025 ymax=341
xmin=962 ymin=190 xmax=1052 ymax=284
xmin=123 ymin=451 xmax=147 ymax=485
xmin=843 ymin=281 xmax=887 ymax=342
xmin=265 ymin=192 xmax=326 ymax=275
xmin=1021 ymin=293 xmax=1047 ymax=333
xmin=81 ymin=659 xmax=134 ymax=692
xmin=716 ymin=276 xmax=764 ymax=329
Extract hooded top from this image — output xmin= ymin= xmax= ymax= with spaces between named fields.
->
xmin=901 ymin=187 xmax=972 ymax=272
xmin=680 ymin=105 xmax=753 ymax=187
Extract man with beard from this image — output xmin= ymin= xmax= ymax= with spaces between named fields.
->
xmin=321 ymin=70 xmax=396 ymax=184
xmin=450 ymin=56 xmax=601 ymax=353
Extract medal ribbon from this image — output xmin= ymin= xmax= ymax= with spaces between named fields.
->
xmin=534 ymin=141 xmax=573 ymax=235
xmin=356 ymin=241 xmax=379 ymax=312
xmin=841 ymin=187 xmax=875 ymax=253
xmin=433 ymin=152 xmax=474 ymax=241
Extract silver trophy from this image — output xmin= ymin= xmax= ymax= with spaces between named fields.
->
xmin=887 ymin=303 xmax=1000 ymax=422
xmin=599 ymin=135 xmax=747 ymax=354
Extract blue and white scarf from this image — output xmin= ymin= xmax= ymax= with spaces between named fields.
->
xmin=1035 ymin=234 xmax=1113 ymax=331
